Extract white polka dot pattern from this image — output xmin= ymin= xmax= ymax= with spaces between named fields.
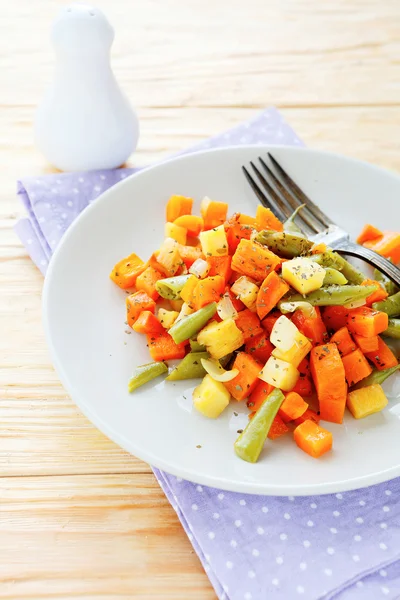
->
xmin=15 ymin=108 xmax=400 ymax=599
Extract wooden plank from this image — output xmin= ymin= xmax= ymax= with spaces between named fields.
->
xmin=0 ymin=474 xmax=215 ymax=599
xmin=2 ymin=0 xmax=400 ymax=109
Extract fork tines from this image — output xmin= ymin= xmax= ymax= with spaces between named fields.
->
xmin=242 ymin=153 xmax=334 ymax=236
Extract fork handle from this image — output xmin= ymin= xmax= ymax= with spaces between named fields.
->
xmin=333 ymin=240 xmax=400 ymax=287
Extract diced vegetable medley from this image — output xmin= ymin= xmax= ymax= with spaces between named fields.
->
xmin=110 ymin=195 xmax=400 ymax=463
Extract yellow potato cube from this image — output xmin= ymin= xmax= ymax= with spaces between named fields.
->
xmin=193 ymin=374 xmax=231 ymax=418
xmin=175 ymin=302 xmax=195 ymax=323
xmin=231 ymin=276 xmax=259 ymax=312
xmin=270 ymin=315 xmax=312 ymax=367
xmin=157 ymin=238 xmax=182 ymax=276
xmin=282 ymin=257 xmax=326 ymax=295
xmin=197 ymin=318 xmax=244 ymax=360
xmin=259 ymin=356 xmax=300 ymax=391
xmin=199 ymin=225 xmax=228 ymax=257
xmin=347 ymin=384 xmax=388 ymax=419
xmin=165 ymin=222 xmax=187 ymax=245
xmin=158 ymin=308 xmax=179 ymax=329
xmin=272 ymin=341 xmax=312 ymax=369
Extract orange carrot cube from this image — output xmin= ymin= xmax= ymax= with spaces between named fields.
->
xmin=279 ymin=391 xmax=308 ymax=422
xmin=245 ymin=333 xmax=274 ymax=364
xmin=268 ymin=415 xmax=289 ymax=440
xmin=255 ymin=205 xmax=283 ymax=232
xmin=201 ymin=198 xmax=228 ymax=231
xmin=341 ymin=348 xmax=373 ymax=386
xmin=356 ymin=224 xmax=383 ymax=245
xmin=256 ymin=271 xmax=289 ymax=320
xmin=235 ymin=309 xmax=263 ymax=342
xmin=192 ymin=276 xmax=225 ymax=310
xmin=207 ymin=256 xmax=232 ymax=282
xmin=166 ymin=195 xmax=193 ymax=222
xmin=247 ymin=381 xmax=275 ymax=413
xmin=330 ymin=327 xmax=357 ymax=357
xmin=224 ymin=352 xmax=263 ymax=401
xmin=354 ymin=334 xmax=379 ymax=354
xmin=126 ymin=291 xmax=156 ymax=328
xmin=294 ymin=420 xmax=333 ymax=458
xmin=347 ymin=307 xmax=388 ymax=337
xmin=310 ymin=343 xmax=347 ymax=424
xmin=136 ymin=266 xmax=163 ymax=301
xmin=110 ymin=253 xmax=147 ymax=289
xmin=147 ymin=331 xmax=186 ymax=361
xmin=292 ymin=306 xmax=328 ymax=345
xmin=133 ymin=311 xmax=164 ymax=334
xmin=365 ymin=337 xmax=398 ymax=371
xmin=364 ymin=231 xmax=400 ymax=264
xmin=361 ymin=279 xmax=388 ymax=306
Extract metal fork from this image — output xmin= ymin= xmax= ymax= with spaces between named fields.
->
xmin=243 ymin=153 xmax=400 ymax=286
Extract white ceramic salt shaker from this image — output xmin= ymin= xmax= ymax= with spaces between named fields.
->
xmin=34 ymin=4 xmax=139 ymax=171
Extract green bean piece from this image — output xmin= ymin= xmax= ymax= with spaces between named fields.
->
xmin=373 ymin=292 xmax=400 ymax=317
xmin=169 ymin=302 xmax=217 ymax=344
xmin=166 ymin=351 xmax=231 ymax=381
xmin=234 ymin=389 xmax=285 ymax=463
xmin=254 ymin=230 xmax=314 ymax=258
xmin=334 ymin=260 xmax=366 ymax=284
xmin=311 ymin=251 xmax=365 ymax=284
xmin=285 ymin=285 xmax=376 ymax=307
xmin=374 ymin=268 xmax=399 ymax=296
xmin=283 ymin=205 xmax=307 ymax=236
xmin=155 ymin=275 xmax=191 ymax=300
xmin=190 ymin=339 xmax=207 ymax=352
xmin=128 ymin=362 xmax=168 ymax=392
xmin=352 ymin=364 xmax=400 ymax=390
xmin=323 ymin=267 xmax=348 ymax=286
xmin=384 ymin=319 xmax=400 ymax=339
xmin=310 ymin=251 xmax=344 ymax=270
xmin=166 ymin=352 xmax=210 ymax=381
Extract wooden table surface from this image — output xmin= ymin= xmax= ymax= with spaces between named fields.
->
xmin=1 ymin=0 xmax=400 ymax=597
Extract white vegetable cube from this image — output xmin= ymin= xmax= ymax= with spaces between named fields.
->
xmin=270 ymin=315 xmax=312 ymax=368
xmin=270 ymin=315 xmax=300 ymax=351
xmin=193 ymin=374 xmax=231 ymax=418
xmin=165 ymin=222 xmax=187 ymax=245
xmin=231 ymin=276 xmax=259 ymax=312
xmin=217 ymin=292 xmax=238 ymax=321
xmin=259 ymin=356 xmax=299 ymax=391
xmin=189 ymin=258 xmax=210 ymax=279
xmin=282 ymin=257 xmax=326 ymax=295
xmin=199 ymin=225 xmax=228 ymax=257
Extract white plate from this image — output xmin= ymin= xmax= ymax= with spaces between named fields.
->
xmin=43 ymin=146 xmax=400 ymax=496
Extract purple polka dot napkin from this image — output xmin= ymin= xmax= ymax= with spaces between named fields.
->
xmin=15 ymin=108 xmax=400 ymax=600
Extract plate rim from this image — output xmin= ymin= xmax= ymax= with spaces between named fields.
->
xmin=42 ymin=144 xmax=400 ymax=496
